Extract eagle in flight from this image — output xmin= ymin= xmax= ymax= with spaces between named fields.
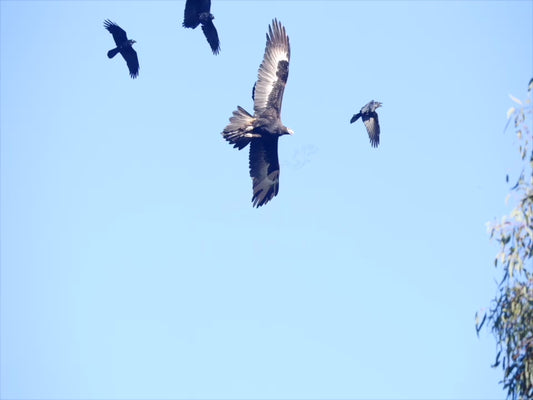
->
xmin=183 ymin=0 xmax=220 ymax=55
xmin=222 ymin=19 xmax=292 ymax=208
xmin=104 ymin=19 xmax=139 ymax=79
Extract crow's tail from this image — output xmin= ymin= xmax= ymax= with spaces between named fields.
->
xmin=107 ymin=48 xmax=120 ymax=59
xmin=350 ymin=113 xmax=361 ymax=124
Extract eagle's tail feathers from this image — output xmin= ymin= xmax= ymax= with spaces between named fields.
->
xmin=222 ymin=106 xmax=256 ymax=150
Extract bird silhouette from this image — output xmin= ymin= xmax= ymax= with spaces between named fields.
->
xmin=350 ymin=100 xmax=383 ymax=147
xmin=104 ymin=20 xmax=139 ymax=79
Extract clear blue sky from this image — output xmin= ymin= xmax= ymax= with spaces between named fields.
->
xmin=1 ymin=1 xmax=532 ymax=398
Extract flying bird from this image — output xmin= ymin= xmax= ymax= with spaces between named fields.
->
xmin=222 ymin=19 xmax=292 ymax=208
xmin=182 ymin=0 xmax=220 ymax=55
xmin=350 ymin=100 xmax=382 ymax=147
xmin=104 ymin=19 xmax=139 ymax=78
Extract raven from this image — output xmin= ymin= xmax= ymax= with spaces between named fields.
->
xmin=222 ymin=19 xmax=292 ymax=208
xmin=183 ymin=0 xmax=220 ymax=55
xmin=104 ymin=20 xmax=139 ymax=79
xmin=350 ymin=100 xmax=382 ymax=147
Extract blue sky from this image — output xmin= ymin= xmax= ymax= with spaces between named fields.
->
xmin=1 ymin=0 xmax=532 ymax=398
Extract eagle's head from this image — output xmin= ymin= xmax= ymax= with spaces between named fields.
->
xmin=277 ymin=122 xmax=293 ymax=136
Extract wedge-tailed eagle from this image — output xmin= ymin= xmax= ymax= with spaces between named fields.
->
xmin=222 ymin=19 xmax=292 ymax=208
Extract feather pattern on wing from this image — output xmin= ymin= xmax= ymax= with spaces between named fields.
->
xmin=253 ymin=19 xmax=290 ymax=119
xmin=362 ymin=112 xmax=380 ymax=147
xmin=249 ymin=136 xmax=280 ymax=208
xmin=350 ymin=100 xmax=382 ymax=147
xmin=221 ymin=19 xmax=292 ymax=208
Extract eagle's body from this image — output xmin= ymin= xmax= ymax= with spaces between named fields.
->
xmin=183 ymin=0 xmax=220 ymax=55
xmin=104 ymin=20 xmax=139 ymax=79
xmin=350 ymin=100 xmax=382 ymax=147
xmin=222 ymin=19 xmax=292 ymax=208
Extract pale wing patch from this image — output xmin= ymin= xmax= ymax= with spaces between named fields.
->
xmin=252 ymin=170 xmax=279 ymax=208
xmin=253 ymin=19 xmax=290 ymax=116
xmin=363 ymin=113 xmax=380 ymax=147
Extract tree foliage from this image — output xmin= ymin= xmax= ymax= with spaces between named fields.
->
xmin=477 ymin=79 xmax=533 ymax=400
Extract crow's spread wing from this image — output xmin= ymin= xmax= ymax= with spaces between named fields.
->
xmin=249 ymin=136 xmax=280 ymax=207
xmin=104 ymin=20 xmax=128 ymax=46
xmin=121 ymin=47 xmax=139 ymax=79
xmin=183 ymin=0 xmax=200 ymax=28
xmin=362 ymin=112 xmax=380 ymax=147
xmin=201 ymin=19 xmax=220 ymax=54
xmin=253 ymin=19 xmax=290 ymax=119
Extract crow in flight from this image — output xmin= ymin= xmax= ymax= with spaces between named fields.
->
xmin=222 ymin=19 xmax=292 ymax=208
xmin=183 ymin=0 xmax=220 ymax=55
xmin=104 ymin=19 xmax=139 ymax=78
xmin=350 ymin=100 xmax=383 ymax=147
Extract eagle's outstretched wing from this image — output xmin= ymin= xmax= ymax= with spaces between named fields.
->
xmin=249 ymin=136 xmax=280 ymax=207
xmin=253 ymin=19 xmax=290 ymax=119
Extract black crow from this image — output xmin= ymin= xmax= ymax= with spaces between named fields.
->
xmin=183 ymin=0 xmax=220 ymax=55
xmin=350 ymin=100 xmax=382 ymax=147
xmin=222 ymin=19 xmax=292 ymax=208
xmin=104 ymin=20 xmax=139 ymax=79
